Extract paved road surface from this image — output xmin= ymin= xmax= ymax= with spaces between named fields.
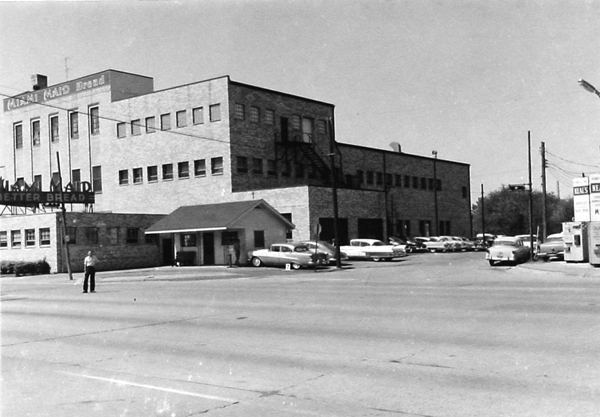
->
xmin=2 ymin=252 xmax=599 ymax=416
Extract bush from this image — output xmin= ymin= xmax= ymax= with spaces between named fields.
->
xmin=1 ymin=259 xmax=51 ymax=276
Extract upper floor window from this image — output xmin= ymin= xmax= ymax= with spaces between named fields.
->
xmin=133 ymin=167 xmax=143 ymax=184
xmin=117 ymin=122 xmax=126 ymax=138
xmin=209 ymin=104 xmax=221 ymax=122
xmin=252 ymin=158 xmax=263 ymax=174
xmin=92 ymin=166 xmax=102 ymax=192
xmin=376 ymin=172 xmax=383 ymax=186
xmin=194 ymin=159 xmax=206 ymax=177
xmin=131 ymin=119 xmax=141 ymax=136
xmin=161 ymin=113 xmax=171 ymax=131
xmin=237 ymin=156 xmax=248 ymax=173
xmin=145 ymin=116 xmax=156 ymax=133
xmin=291 ymin=115 xmax=301 ymax=130
xmin=366 ymin=171 xmax=374 ymax=185
xmin=234 ymin=103 xmax=245 ymax=120
xmin=178 ymin=161 xmax=189 ymax=179
xmin=90 ymin=106 xmax=100 ymax=135
xmin=317 ymin=119 xmax=328 ymax=135
xmin=176 ymin=110 xmax=187 ymax=128
xmin=249 ymin=106 xmax=260 ymax=123
xmin=267 ymin=159 xmax=277 ymax=176
xmin=72 ymin=169 xmax=81 ymax=190
xmin=0 ymin=231 xmax=7 ymax=248
xmin=265 ymin=109 xmax=275 ymax=125
xmin=147 ymin=166 xmax=158 ymax=182
xmin=119 ymin=169 xmax=129 ymax=185
xmin=211 ymin=157 xmax=223 ymax=175
xmin=14 ymin=123 xmax=23 ymax=149
xmin=50 ymin=115 xmax=59 ymax=142
xmin=192 ymin=107 xmax=204 ymax=124
xmin=69 ymin=111 xmax=79 ymax=140
xmin=31 ymin=119 xmax=41 ymax=147
xmin=302 ymin=117 xmax=314 ymax=143
xmin=162 ymin=163 xmax=173 ymax=180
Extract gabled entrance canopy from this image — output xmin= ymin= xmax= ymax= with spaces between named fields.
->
xmin=145 ymin=199 xmax=294 ymax=234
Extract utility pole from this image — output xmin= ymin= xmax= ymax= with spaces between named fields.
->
xmin=328 ymin=118 xmax=341 ymax=269
xmin=541 ymin=142 xmax=547 ymax=241
xmin=56 ymin=153 xmax=73 ymax=280
xmin=432 ymin=151 xmax=439 ymax=235
xmin=481 ymin=184 xmax=486 ymax=246
xmin=528 ymin=132 xmax=535 ymax=261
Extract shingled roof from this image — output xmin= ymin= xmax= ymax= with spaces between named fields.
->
xmin=145 ymin=199 xmax=294 ymax=234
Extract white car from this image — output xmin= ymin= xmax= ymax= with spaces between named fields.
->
xmin=340 ymin=239 xmax=406 ymax=261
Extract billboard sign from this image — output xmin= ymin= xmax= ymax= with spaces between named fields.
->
xmin=0 ymin=178 xmax=95 ymax=207
xmin=573 ymin=176 xmax=590 ymax=222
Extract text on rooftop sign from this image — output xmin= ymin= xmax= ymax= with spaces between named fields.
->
xmin=3 ymin=72 xmax=111 ymax=112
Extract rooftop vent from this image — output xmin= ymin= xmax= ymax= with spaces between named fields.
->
xmin=31 ymin=74 xmax=48 ymax=91
xmin=389 ymin=142 xmax=402 ymax=153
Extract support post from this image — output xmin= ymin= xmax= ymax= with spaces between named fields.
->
xmin=56 ymin=152 xmax=73 ymax=280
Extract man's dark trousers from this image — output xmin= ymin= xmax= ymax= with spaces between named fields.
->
xmin=83 ymin=266 xmax=96 ymax=293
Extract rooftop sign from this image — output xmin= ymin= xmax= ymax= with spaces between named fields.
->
xmin=0 ymin=178 xmax=95 ymax=207
xmin=3 ymin=71 xmax=111 ymax=112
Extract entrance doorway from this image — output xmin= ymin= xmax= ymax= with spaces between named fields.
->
xmin=162 ymin=238 xmax=174 ymax=266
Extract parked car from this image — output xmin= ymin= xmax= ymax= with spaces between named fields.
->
xmin=340 ymin=239 xmax=406 ymax=261
xmin=248 ymin=242 xmax=329 ymax=269
xmin=537 ymin=233 xmax=564 ymax=262
xmin=413 ymin=237 xmax=431 ymax=251
xmin=301 ymin=241 xmax=348 ymax=264
xmin=515 ymin=234 xmax=539 ymax=250
xmin=486 ymin=236 xmax=531 ymax=266
xmin=389 ymin=236 xmax=417 ymax=253
xmin=424 ymin=236 xmax=455 ymax=252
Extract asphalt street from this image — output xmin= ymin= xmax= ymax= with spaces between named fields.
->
xmin=2 ymin=252 xmax=600 ymax=416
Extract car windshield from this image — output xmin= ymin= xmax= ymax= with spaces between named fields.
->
xmin=372 ymin=241 xmax=385 ymax=246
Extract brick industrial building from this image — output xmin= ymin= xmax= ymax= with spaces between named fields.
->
xmin=1 ymin=70 xmax=472 ymax=272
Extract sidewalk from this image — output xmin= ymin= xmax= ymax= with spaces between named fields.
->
xmin=520 ymin=259 xmax=600 ymax=278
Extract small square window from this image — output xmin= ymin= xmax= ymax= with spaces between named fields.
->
xmin=117 ymin=122 xmax=126 ymax=138
xmin=25 ymin=229 xmax=36 ymax=247
xmin=39 ymin=228 xmax=51 ymax=246
xmin=237 ymin=156 xmax=248 ymax=173
xmin=161 ymin=113 xmax=171 ymax=130
xmin=119 ymin=169 xmax=129 ymax=185
xmin=265 ymin=109 xmax=275 ymax=125
xmin=234 ymin=103 xmax=245 ymax=120
xmin=145 ymin=116 xmax=156 ymax=134
xmin=181 ymin=233 xmax=197 ymax=247
xmin=249 ymin=106 xmax=260 ymax=123
xmin=366 ymin=171 xmax=374 ymax=185
xmin=176 ymin=110 xmax=187 ymax=128
xmin=131 ymin=119 xmax=141 ymax=136
xmin=0 ymin=231 xmax=7 ymax=248
xmin=194 ymin=159 xmax=206 ymax=177
xmin=211 ymin=157 xmax=223 ymax=175
xmin=192 ymin=107 xmax=204 ymax=124
xmin=356 ymin=170 xmax=364 ymax=184
xmin=84 ymin=227 xmax=99 ymax=244
xmin=162 ymin=164 xmax=173 ymax=180
xmin=11 ymin=230 xmax=22 ymax=248
xmin=252 ymin=158 xmax=263 ymax=174
xmin=178 ymin=161 xmax=189 ymax=178
xmin=65 ymin=227 xmax=77 ymax=244
xmin=291 ymin=115 xmax=301 ymax=130
xmin=148 ymin=166 xmax=158 ymax=182
xmin=210 ymin=104 xmax=221 ymax=122
xmin=133 ymin=167 xmax=143 ymax=184
xmin=126 ymin=228 xmax=139 ymax=244
xmin=376 ymin=172 xmax=383 ymax=186
xmin=254 ymin=230 xmax=265 ymax=248
xmin=267 ymin=159 xmax=277 ymax=176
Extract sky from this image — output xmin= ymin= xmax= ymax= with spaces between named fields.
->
xmin=1 ymin=0 xmax=600 ymax=200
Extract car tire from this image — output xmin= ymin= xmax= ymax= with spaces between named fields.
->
xmin=429 ymin=249 xmax=436 ymax=253
xmin=488 ymin=260 xmax=496 ymax=266
xmin=372 ymin=257 xmax=381 ymax=262
xmin=251 ymin=257 xmax=262 ymax=267
xmin=292 ymin=263 xmax=301 ymax=270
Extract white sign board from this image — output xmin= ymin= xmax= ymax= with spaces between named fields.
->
xmin=590 ymin=174 xmax=600 ymax=221
xmin=573 ymin=177 xmax=590 ymax=222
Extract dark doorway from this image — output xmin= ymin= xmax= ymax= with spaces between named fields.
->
xmin=280 ymin=117 xmax=289 ymax=142
xmin=203 ymin=232 xmax=215 ymax=265
xmin=358 ymin=218 xmax=384 ymax=240
xmin=162 ymin=238 xmax=174 ymax=266
xmin=319 ymin=218 xmax=349 ymax=245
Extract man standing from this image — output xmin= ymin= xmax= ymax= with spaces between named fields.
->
xmin=83 ymin=250 xmax=99 ymax=293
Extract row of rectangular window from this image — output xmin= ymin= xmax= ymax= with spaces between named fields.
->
xmin=118 ymin=157 xmax=223 ymax=185
xmin=14 ymin=107 xmax=99 ymax=149
xmin=116 ymin=104 xmax=221 ymax=138
xmin=236 ymin=156 xmax=322 ymax=178
xmin=356 ymin=170 xmax=443 ymax=191
xmin=1 ymin=229 xmax=51 ymax=248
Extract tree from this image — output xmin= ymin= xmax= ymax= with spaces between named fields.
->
xmin=472 ymin=186 xmax=573 ymax=238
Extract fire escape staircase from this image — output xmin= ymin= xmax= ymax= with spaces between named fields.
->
xmin=296 ymin=141 xmax=331 ymax=178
